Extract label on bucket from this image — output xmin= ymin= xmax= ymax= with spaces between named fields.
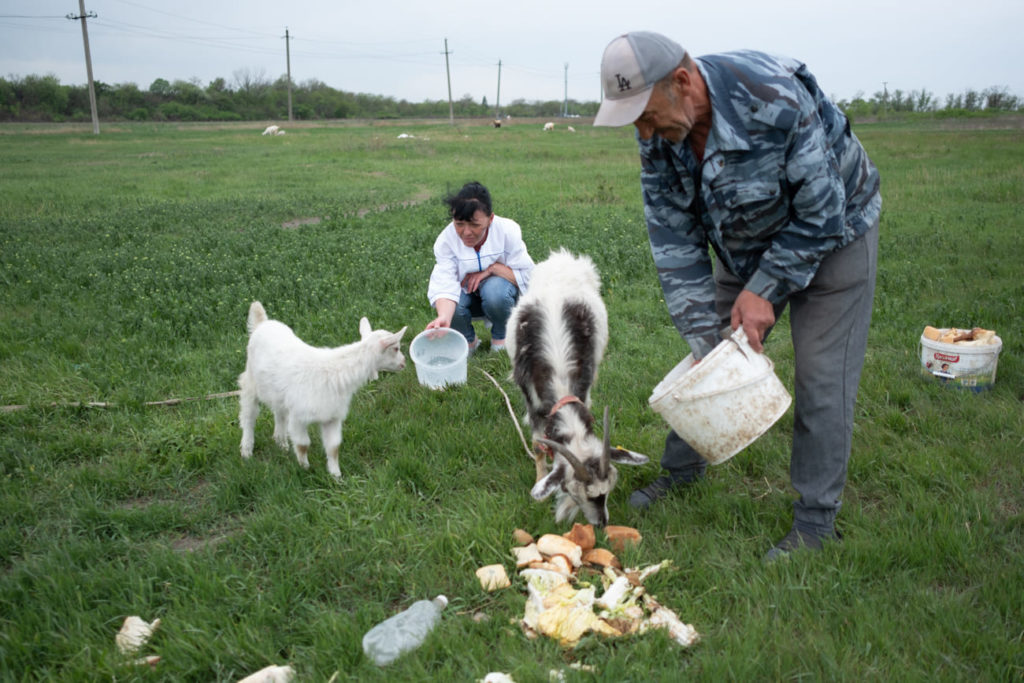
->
xmin=919 ymin=334 xmax=1001 ymax=392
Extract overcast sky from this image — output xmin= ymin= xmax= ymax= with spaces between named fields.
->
xmin=2 ymin=0 xmax=1022 ymax=107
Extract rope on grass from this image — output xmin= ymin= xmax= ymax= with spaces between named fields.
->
xmin=477 ymin=367 xmax=534 ymax=461
xmin=1 ymin=390 xmax=241 ymax=414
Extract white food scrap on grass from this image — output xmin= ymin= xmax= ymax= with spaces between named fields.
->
xmin=236 ymin=664 xmax=296 ymax=683
xmin=115 ymin=616 xmax=161 ymax=656
xmin=476 ymin=563 xmax=512 ymax=591
xmin=641 ymin=595 xmax=701 ymax=647
xmin=549 ymin=663 xmax=597 ymax=681
xmin=510 ymin=543 xmax=544 ymax=568
xmin=479 ymin=673 xmax=516 ymax=683
xmin=131 ymin=655 xmax=161 ymax=668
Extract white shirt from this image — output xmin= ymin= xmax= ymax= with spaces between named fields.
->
xmin=427 ymin=214 xmax=534 ymax=305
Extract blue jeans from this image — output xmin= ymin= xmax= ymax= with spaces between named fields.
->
xmin=450 ymin=276 xmax=519 ymax=343
xmin=661 ymin=220 xmax=879 ymax=531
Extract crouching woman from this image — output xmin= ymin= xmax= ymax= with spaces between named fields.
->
xmin=425 ymin=181 xmax=534 ymax=353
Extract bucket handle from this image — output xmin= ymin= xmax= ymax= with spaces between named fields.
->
xmin=727 ymin=327 xmax=756 ymax=362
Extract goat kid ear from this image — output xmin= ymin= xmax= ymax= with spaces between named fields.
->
xmin=530 ymin=464 xmax=566 ymax=501
xmin=359 ymin=317 xmax=372 ymax=339
xmin=609 ymin=447 xmax=650 ymax=466
xmin=379 ymin=326 xmax=408 ymax=350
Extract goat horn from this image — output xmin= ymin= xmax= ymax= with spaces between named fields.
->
xmin=600 ymin=406 xmax=611 ymax=478
xmin=537 ymin=438 xmax=592 ymax=483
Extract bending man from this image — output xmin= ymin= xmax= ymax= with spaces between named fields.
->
xmin=595 ymin=32 xmax=881 ymax=560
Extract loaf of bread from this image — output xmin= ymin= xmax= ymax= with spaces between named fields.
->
xmin=562 ymin=523 xmax=596 ymax=551
xmin=924 ymin=326 xmax=998 ymax=345
xmin=971 ymin=328 xmax=996 ymax=344
xmin=512 ymin=528 xmax=535 ymax=546
xmin=511 ymin=543 xmax=543 ymax=568
xmin=537 ymin=534 xmax=583 ymax=567
xmin=476 ymin=564 xmax=511 ymax=591
xmin=547 ymin=554 xmax=574 ymax=575
xmin=604 ymin=525 xmax=642 ymax=552
xmin=582 ymin=547 xmax=622 ymax=569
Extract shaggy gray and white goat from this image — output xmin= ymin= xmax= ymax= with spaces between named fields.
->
xmin=506 ymin=249 xmax=648 ymax=526
xmin=238 ymin=301 xmax=407 ymax=478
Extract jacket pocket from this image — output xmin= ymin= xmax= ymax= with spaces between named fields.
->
xmin=710 ymin=179 xmax=786 ymax=238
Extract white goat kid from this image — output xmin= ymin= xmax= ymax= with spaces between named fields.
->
xmin=238 ymin=301 xmax=407 ymax=478
xmin=506 ymin=249 xmax=648 ymax=526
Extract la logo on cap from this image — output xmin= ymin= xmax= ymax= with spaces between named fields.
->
xmin=615 ymin=74 xmax=631 ymax=92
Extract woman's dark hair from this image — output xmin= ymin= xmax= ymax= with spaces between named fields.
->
xmin=444 ymin=181 xmax=492 ymax=221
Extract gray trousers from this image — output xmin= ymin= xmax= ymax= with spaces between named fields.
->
xmin=661 ymin=220 xmax=879 ymax=531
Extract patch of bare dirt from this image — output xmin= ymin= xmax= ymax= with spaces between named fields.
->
xmin=170 ymin=531 xmax=232 ymax=553
xmin=281 ymin=216 xmax=324 ymax=229
xmin=281 ymin=186 xmax=433 ymax=227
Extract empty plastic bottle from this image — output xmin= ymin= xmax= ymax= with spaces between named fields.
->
xmin=361 ymin=595 xmax=448 ymax=666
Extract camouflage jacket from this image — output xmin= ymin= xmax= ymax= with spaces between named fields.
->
xmin=638 ymin=50 xmax=881 ymax=358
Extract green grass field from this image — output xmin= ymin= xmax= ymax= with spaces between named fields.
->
xmin=1 ymin=117 xmax=1022 ymax=681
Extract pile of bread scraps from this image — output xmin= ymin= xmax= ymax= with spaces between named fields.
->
xmin=475 ymin=523 xmax=699 ymax=648
xmin=923 ymin=326 xmax=998 ymax=346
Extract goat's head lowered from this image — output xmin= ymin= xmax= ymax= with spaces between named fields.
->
xmin=531 ymin=407 xmax=648 ymax=526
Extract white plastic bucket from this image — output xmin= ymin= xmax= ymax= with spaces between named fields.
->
xmin=919 ymin=330 xmax=1002 ymax=392
xmin=410 ymin=328 xmax=468 ymax=389
xmin=648 ymin=329 xmax=792 ymax=465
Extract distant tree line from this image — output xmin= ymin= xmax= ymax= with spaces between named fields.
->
xmin=0 ymin=71 xmax=1018 ymax=124
xmin=836 ymin=86 xmax=1020 ymax=120
xmin=0 ymin=72 xmax=594 ymax=123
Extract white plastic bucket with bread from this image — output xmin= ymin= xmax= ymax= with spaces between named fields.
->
xmin=648 ymin=329 xmax=792 ymax=465
xmin=919 ymin=326 xmax=1002 ymax=391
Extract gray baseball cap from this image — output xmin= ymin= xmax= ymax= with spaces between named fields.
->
xmin=594 ymin=31 xmax=685 ymax=127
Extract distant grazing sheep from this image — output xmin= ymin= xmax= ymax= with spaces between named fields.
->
xmin=238 ymin=302 xmax=408 ymax=478
xmin=568 ymin=126 xmax=576 ymax=133
xmin=262 ymin=125 xmax=280 ymax=136
xmin=543 ymin=122 xmax=554 ymax=131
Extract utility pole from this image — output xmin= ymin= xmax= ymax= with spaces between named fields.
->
xmin=284 ymin=28 xmax=293 ymax=122
xmin=443 ymin=39 xmax=454 ymax=125
xmin=67 ymin=0 xmax=99 ymax=134
xmin=882 ymin=81 xmax=888 ymax=115
xmin=495 ymin=60 xmax=502 ymax=118
xmin=563 ymin=63 xmax=569 ymax=117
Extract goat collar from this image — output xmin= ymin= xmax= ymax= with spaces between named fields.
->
xmin=535 ymin=395 xmax=585 ymax=456
xmin=548 ymin=395 xmax=583 ymax=418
